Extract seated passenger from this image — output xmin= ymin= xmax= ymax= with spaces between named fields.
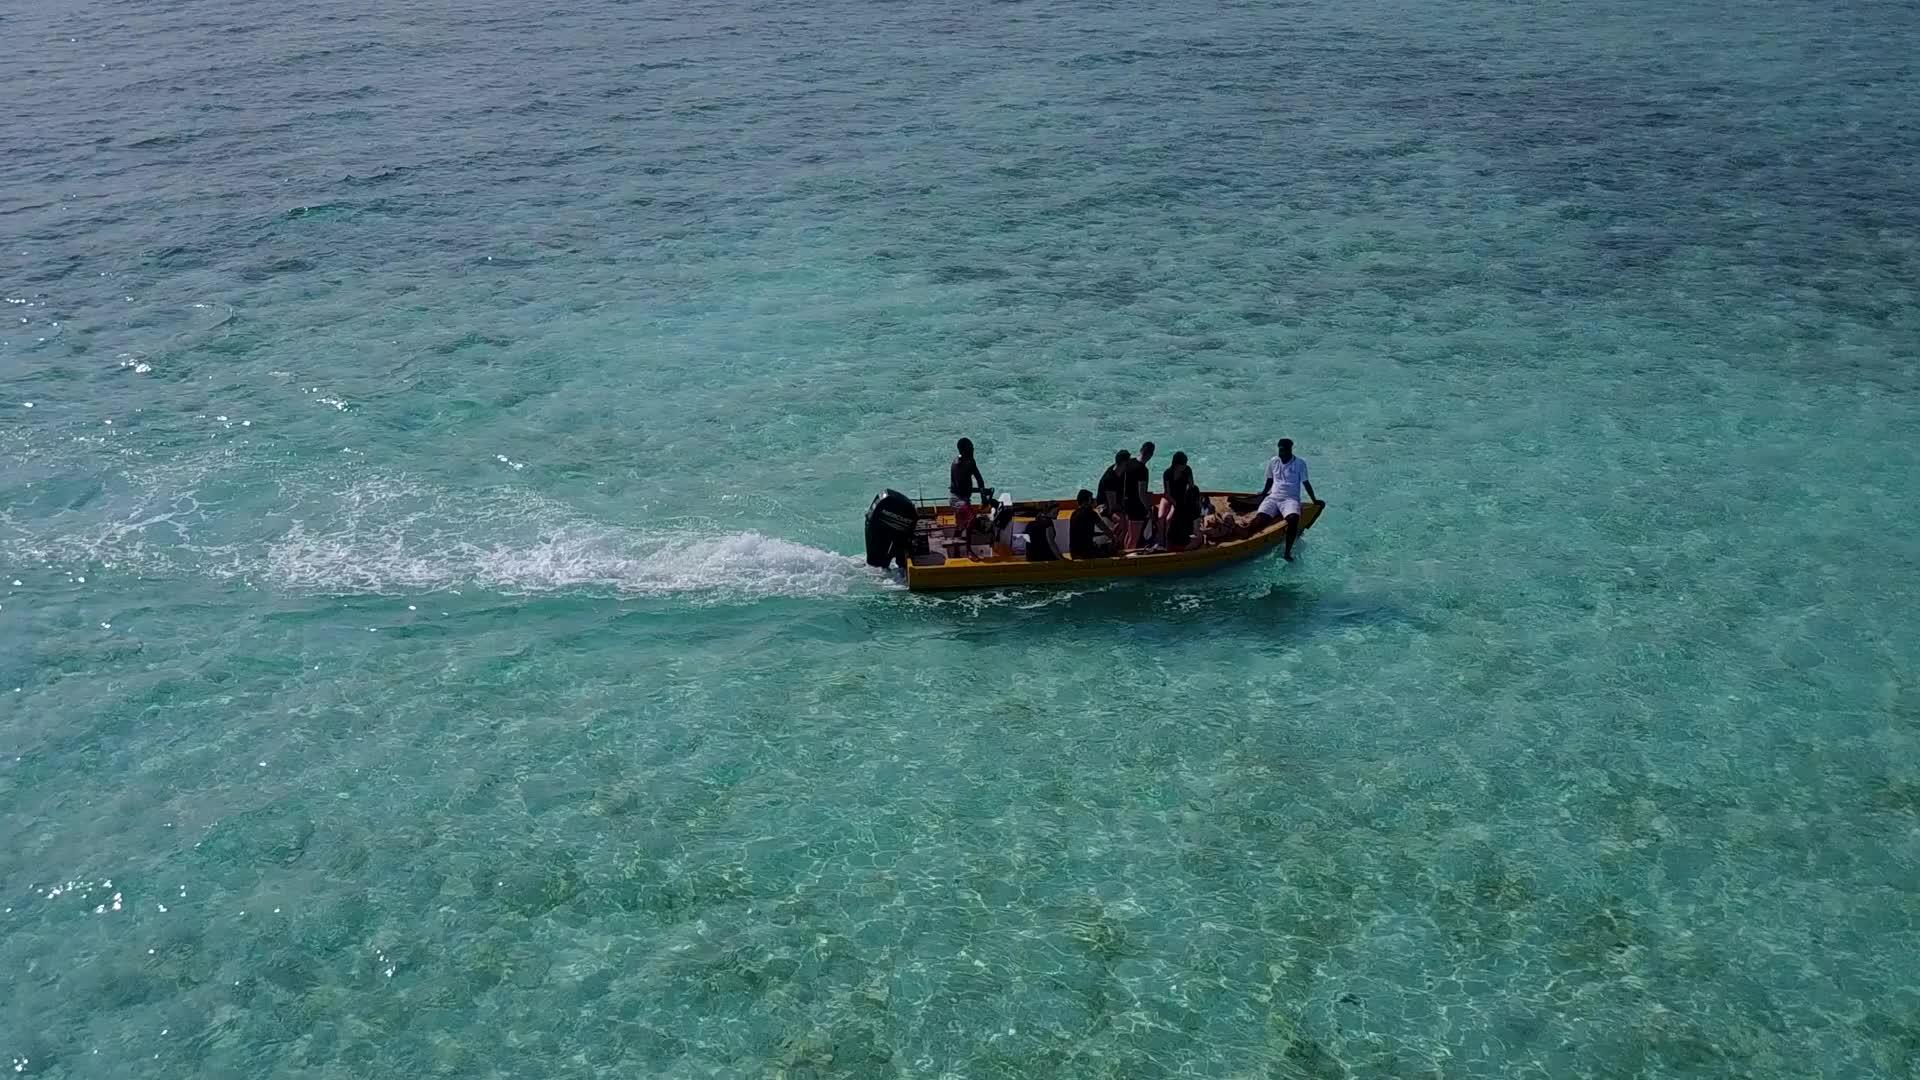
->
xmin=1200 ymin=502 xmax=1239 ymax=545
xmin=1069 ymin=489 xmax=1117 ymax=559
xmin=1024 ymin=506 xmax=1062 ymax=562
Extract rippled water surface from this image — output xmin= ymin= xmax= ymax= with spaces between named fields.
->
xmin=4 ymin=0 xmax=1919 ymax=1075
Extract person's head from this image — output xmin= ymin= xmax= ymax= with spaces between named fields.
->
xmin=1140 ymin=441 xmax=1155 ymax=462
xmin=957 ymin=437 xmax=974 ymax=458
xmin=1115 ymin=449 xmax=1130 ymax=466
xmin=1077 ymin=489 xmax=1094 ymax=507
xmin=1171 ymin=450 xmax=1188 ymax=468
xmin=1277 ymin=438 xmax=1293 ymax=461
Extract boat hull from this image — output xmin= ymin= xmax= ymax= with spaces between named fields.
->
xmin=905 ymin=494 xmax=1322 ymax=592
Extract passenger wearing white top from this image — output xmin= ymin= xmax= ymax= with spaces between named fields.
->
xmin=1248 ymin=438 xmax=1322 ymax=561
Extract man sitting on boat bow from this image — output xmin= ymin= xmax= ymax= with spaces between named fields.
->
xmin=1245 ymin=438 xmax=1324 ymax=561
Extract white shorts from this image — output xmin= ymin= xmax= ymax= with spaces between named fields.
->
xmin=1258 ymin=495 xmax=1301 ymax=520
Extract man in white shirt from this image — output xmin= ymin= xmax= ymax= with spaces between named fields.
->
xmin=1250 ymin=438 xmax=1322 ymax=561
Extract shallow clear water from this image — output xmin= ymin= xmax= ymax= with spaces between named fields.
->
xmin=4 ymin=0 xmax=1919 ymax=1075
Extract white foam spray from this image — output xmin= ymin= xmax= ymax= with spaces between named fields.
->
xmin=2 ymin=462 xmax=870 ymax=603
xmin=260 ymin=519 xmax=865 ymax=600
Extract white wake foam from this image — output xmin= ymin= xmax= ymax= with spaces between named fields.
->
xmin=3 ymin=463 xmax=871 ymax=603
xmin=260 ymin=522 xmax=866 ymax=599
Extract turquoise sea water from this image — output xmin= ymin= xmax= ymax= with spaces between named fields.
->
xmin=4 ymin=0 xmax=1919 ymax=1075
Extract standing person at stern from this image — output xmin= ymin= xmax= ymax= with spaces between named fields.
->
xmin=949 ymin=437 xmax=989 ymax=536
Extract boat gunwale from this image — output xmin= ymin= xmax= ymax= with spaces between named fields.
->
xmin=903 ymin=491 xmax=1319 ymax=591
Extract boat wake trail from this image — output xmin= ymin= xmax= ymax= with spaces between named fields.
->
xmin=260 ymin=521 xmax=866 ymax=600
xmin=1 ymin=463 xmax=870 ymax=603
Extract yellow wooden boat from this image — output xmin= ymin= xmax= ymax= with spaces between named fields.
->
xmin=866 ymin=492 xmax=1324 ymax=592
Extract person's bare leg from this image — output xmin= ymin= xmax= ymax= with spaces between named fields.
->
xmin=1283 ymin=513 xmax=1301 ymax=560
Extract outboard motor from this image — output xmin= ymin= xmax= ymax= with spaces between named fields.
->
xmin=864 ymin=489 xmax=918 ymax=570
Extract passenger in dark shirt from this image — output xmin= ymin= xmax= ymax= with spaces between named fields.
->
xmin=1069 ymin=489 xmax=1116 ymax=559
xmin=1168 ymin=478 xmax=1205 ymax=550
xmin=1161 ymin=451 xmax=1194 ymax=506
xmin=1024 ymin=507 xmax=1061 ymax=561
xmin=1095 ymin=450 xmax=1129 ymax=518
xmin=1161 ymin=450 xmax=1198 ymax=549
xmin=1121 ymin=442 xmax=1154 ymax=550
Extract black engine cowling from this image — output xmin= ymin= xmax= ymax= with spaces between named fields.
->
xmin=864 ymin=490 xmax=918 ymax=569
